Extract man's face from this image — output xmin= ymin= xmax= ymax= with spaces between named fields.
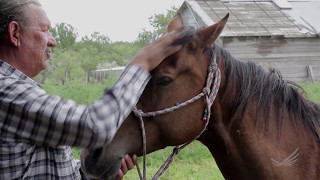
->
xmin=19 ymin=4 xmax=56 ymax=77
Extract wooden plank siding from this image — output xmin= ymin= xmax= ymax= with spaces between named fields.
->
xmin=179 ymin=0 xmax=320 ymax=83
xmin=222 ymin=37 xmax=320 ymax=82
xmin=195 ymin=0 xmax=311 ymax=38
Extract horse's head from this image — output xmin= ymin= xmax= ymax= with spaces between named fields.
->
xmin=81 ymin=14 xmax=229 ymax=179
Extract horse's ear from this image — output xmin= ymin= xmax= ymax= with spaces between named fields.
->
xmin=195 ymin=13 xmax=229 ymax=48
xmin=167 ymin=13 xmax=183 ymax=33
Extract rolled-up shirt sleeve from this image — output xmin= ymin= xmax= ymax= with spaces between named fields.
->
xmin=0 ymin=64 xmax=150 ymax=149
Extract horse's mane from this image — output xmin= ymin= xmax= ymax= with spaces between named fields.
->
xmin=212 ymin=44 xmax=320 ymax=140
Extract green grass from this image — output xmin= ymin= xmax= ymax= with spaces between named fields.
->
xmin=300 ymin=82 xmax=320 ymax=103
xmin=124 ymin=142 xmax=224 ymax=180
xmin=43 ymin=80 xmax=320 ymax=180
xmin=72 ymin=141 xmax=223 ymax=179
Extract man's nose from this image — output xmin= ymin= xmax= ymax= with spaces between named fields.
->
xmin=48 ymin=33 xmax=57 ymax=47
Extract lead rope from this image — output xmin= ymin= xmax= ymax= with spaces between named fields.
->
xmin=133 ymin=56 xmax=221 ymax=180
xmin=134 ymin=106 xmax=147 ymax=180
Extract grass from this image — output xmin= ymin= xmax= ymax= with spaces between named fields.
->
xmin=300 ymin=82 xmax=320 ymax=103
xmin=71 ymin=137 xmax=223 ymax=179
xmin=123 ymin=142 xmax=224 ymax=180
xmin=43 ymin=79 xmax=320 ymax=180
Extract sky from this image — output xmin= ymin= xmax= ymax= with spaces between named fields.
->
xmin=38 ymin=0 xmax=185 ymax=42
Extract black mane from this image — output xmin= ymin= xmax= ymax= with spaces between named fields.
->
xmin=212 ymin=44 xmax=320 ymax=140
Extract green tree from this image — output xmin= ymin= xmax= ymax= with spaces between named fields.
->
xmin=35 ymin=6 xmax=179 ymax=85
xmin=106 ymin=41 xmax=141 ymax=66
xmin=149 ymin=6 xmax=178 ymax=37
xmin=50 ymin=23 xmax=78 ymax=51
xmin=34 ymin=23 xmax=79 ymax=84
xmin=136 ymin=29 xmax=156 ymax=46
xmin=136 ymin=6 xmax=178 ymax=46
xmin=45 ymin=49 xmax=85 ymax=85
xmin=79 ymin=32 xmax=111 ymax=53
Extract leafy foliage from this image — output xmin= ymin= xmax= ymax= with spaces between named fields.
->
xmin=50 ymin=23 xmax=78 ymax=51
xmin=35 ymin=6 xmax=179 ymax=85
xmin=136 ymin=6 xmax=178 ymax=46
xmin=136 ymin=29 xmax=156 ymax=46
xmin=149 ymin=6 xmax=178 ymax=38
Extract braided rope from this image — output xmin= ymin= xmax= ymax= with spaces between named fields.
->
xmin=133 ymin=56 xmax=220 ymax=180
xmin=134 ymin=107 xmax=147 ymax=180
xmin=134 ymin=93 xmax=205 ymax=117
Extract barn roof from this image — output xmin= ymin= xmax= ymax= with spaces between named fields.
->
xmin=179 ymin=0 xmax=320 ymax=38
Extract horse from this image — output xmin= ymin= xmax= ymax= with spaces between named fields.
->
xmin=81 ymin=13 xmax=320 ymax=180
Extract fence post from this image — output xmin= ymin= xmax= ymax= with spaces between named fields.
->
xmin=307 ymin=65 xmax=315 ymax=83
xmin=86 ymin=71 xmax=89 ymax=84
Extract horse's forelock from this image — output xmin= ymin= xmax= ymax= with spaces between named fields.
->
xmin=173 ymin=26 xmax=197 ymax=46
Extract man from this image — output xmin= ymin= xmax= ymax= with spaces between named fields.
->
xmin=0 ymin=0 xmax=182 ymax=179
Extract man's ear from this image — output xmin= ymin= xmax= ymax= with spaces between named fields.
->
xmin=8 ymin=21 xmax=22 ymax=47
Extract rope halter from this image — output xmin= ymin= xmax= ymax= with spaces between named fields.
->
xmin=133 ymin=55 xmax=221 ymax=180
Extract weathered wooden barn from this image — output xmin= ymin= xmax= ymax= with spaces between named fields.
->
xmin=178 ymin=0 xmax=320 ymax=82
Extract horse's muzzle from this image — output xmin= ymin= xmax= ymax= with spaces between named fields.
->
xmin=81 ymin=148 xmax=121 ymax=180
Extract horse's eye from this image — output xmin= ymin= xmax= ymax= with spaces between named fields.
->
xmin=156 ymin=76 xmax=173 ymax=86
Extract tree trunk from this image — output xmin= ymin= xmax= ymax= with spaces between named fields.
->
xmin=86 ymin=71 xmax=89 ymax=84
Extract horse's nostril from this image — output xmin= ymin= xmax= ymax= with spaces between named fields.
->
xmin=92 ymin=147 xmax=103 ymax=159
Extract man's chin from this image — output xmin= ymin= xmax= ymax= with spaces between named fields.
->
xmin=43 ymin=60 xmax=49 ymax=68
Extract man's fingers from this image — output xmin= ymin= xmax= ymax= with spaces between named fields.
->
xmin=157 ymin=29 xmax=184 ymax=46
xmin=115 ymin=154 xmax=138 ymax=180
xmin=116 ymin=169 xmax=124 ymax=180
xmin=115 ymin=156 xmax=128 ymax=180
xmin=119 ymin=154 xmax=135 ymax=175
xmin=120 ymin=156 xmax=128 ymax=174
xmin=129 ymin=28 xmax=184 ymax=71
xmin=156 ymin=30 xmax=184 ymax=58
xmin=132 ymin=154 xmax=138 ymax=165
xmin=124 ymin=154 xmax=135 ymax=170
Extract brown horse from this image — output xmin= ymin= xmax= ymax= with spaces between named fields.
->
xmin=81 ymin=14 xmax=320 ymax=180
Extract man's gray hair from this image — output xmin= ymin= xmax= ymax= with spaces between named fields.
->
xmin=0 ymin=0 xmax=40 ymax=39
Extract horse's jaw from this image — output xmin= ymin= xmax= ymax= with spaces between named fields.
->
xmin=80 ymin=114 xmax=143 ymax=179
xmin=81 ymin=148 xmax=123 ymax=180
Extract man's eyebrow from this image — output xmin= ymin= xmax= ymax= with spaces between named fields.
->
xmin=41 ymin=23 xmax=51 ymax=30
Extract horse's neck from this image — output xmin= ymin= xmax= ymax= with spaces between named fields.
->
xmin=199 ymin=49 xmax=320 ymax=179
xmin=199 ymin=97 xmax=320 ymax=179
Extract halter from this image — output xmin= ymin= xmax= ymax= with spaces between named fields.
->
xmin=133 ymin=54 xmax=221 ymax=180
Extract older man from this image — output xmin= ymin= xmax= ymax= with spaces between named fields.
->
xmin=0 ymin=0 xmax=182 ymax=179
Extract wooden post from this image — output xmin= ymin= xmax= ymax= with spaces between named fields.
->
xmin=307 ymin=65 xmax=315 ymax=83
xmin=86 ymin=71 xmax=89 ymax=84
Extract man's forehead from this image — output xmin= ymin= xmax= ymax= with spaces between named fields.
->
xmin=24 ymin=3 xmax=51 ymax=27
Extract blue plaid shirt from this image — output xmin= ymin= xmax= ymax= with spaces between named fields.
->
xmin=0 ymin=60 xmax=150 ymax=179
